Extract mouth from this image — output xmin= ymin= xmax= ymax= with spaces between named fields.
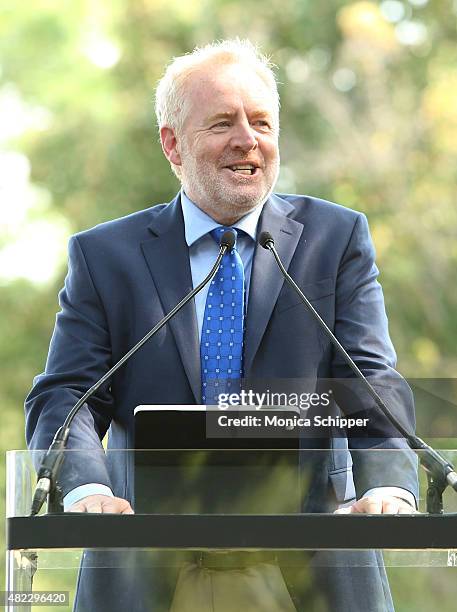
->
xmin=224 ymin=163 xmax=259 ymax=176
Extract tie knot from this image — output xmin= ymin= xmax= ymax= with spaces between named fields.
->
xmin=211 ymin=227 xmax=238 ymax=250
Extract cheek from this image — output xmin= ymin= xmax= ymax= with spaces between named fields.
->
xmin=201 ymin=148 xmax=227 ymax=167
xmin=192 ymin=139 xmax=224 ymax=162
xmin=260 ymin=138 xmax=279 ymax=162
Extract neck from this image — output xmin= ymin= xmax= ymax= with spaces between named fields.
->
xmin=188 ymin=199 xmax=259 ymax=226
xmin=181 ymin=187 xmax=266 ymax=225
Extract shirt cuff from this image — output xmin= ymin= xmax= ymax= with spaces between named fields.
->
xmin=362 ymin=486 xmax=417 ymax=509
xmin=63 ymin=484 xmax=114 ymax=511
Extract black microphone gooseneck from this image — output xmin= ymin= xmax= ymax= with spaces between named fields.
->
xmin=259 ymin=230 xmax=457 ymax=513
xmin=30 ymin=230 xmax=236 ymax=516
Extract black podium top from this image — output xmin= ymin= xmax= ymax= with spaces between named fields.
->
xmin=7 ymin=513 xmax=457 ymax=550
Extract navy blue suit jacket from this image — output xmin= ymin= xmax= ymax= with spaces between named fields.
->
xmin=25 ymin=193 xmax=418 ymax=508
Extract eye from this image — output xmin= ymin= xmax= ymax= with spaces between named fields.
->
xmin=253 ymin=120 xmax=271 ymax=129
xmin=211 ymin=121 xmax=231 ymax=129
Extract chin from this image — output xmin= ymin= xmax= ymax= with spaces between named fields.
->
xmin=223 ymin=185 xmax=268 ymax=206
xmin=225 ymin=194 xmax=262 ymax=211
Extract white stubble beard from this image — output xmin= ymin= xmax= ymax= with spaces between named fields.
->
xmin=179 ymin=139 xmax=280 ymax=222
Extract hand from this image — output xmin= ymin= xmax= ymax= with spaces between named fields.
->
xmin=334 ymin=494 xmax=418 ymax=515
xmin=68 ymin=494 xmax=134 ymax=514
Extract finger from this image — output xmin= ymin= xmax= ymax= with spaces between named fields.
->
xmin=85 ymin=501 xmax=104 ymax=513
xmin=120 ymin=502 xmax=134 ymax=515
xmin=99 ymin=499 xmax=121 ymax=514
xmin=382 ymin=499 xmax=401 ymax=514
xmin=334 ymin=506 xmax=352 ymax=514
xmin=351 ymin=497 xmax=383 ymax=514
xmin=68 ymin=502 xmax=86 ymax=513
xmin=110 ymin=497 xmax=134 ymax=514
xmin=100 ymin=498 xmax=134 ymax=514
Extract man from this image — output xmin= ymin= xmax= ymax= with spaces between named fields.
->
xmin=26 ymin=39 xmax=418 ymax=610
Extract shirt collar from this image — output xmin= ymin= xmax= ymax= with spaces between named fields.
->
xmin=180 ymin=189 xmax=263 ymax=247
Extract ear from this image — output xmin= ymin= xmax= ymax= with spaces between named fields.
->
xmin=160 ymin=126 xmax=182 ymax=167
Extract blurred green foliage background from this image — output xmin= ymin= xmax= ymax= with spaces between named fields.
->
xmin=1 ymin=0 xmax=457 ymax=606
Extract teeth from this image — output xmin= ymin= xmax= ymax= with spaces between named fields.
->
xmin=229 ymin=165 xmax=256 ymax=175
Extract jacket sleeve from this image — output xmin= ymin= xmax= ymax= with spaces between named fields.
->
xmin=25 ymin=235 xmax=114 ymax=495
xmin=331 ymin=213 xmax=419 ymax=502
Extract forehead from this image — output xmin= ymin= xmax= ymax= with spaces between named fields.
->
xmin=183 ymin=63 xmax=276 ymax=123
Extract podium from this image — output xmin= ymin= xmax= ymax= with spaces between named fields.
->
xmin=6 ymin=448 xmax=457 ymax=612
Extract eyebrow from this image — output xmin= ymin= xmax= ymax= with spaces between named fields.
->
xmin=206 ymin=110 xmax=273 ymax=123
xmin=206 ymin=112 xmax=235 ymax=123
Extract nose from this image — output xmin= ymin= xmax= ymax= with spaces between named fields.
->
xmin=229 ymin=119 xmax=258 ymax=152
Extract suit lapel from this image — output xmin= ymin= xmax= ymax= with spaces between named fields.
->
xmin=244 ymin=195 xmax=304 ymax=374
xmin=139 ymin=193 xmax=304 ymax=398
xmin=141 ymin=194 xmax=201 ymax=403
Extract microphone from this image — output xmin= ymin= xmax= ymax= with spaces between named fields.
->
xmin=259 ymin=231 xmax=457 ymax=508
xmin=259 ymin=232 xmax=274 ymax=249
xmin=220 ymin=230 xmax=236 ymax=250
xmin=30 ymin=230 xmax=235 ymax=516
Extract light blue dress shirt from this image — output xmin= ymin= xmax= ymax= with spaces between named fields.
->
xmin=64 ymin=191 xmax=414 ymax=510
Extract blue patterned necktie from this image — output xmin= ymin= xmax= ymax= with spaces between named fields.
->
xmin=201 ymin=227 xmax=245 ymax=405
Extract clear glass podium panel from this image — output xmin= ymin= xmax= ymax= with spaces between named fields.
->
xmin=6 ymin=449 xmax=457 ymax=612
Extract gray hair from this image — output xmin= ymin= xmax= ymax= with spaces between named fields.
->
xmin=154 ymin=38 xmax=280 ymax=136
